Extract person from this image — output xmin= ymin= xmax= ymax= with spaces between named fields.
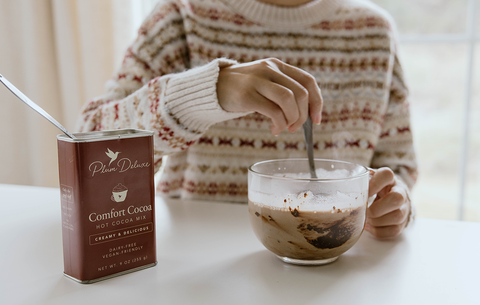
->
xmin=76 ymin=0 xmax=418 ymax=239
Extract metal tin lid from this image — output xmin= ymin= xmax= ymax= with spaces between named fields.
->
xmin=57 ymin=129 xmax=154 ymax=143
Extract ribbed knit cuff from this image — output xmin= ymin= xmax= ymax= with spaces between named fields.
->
xmin=220 ymin=0 xmax=342 ymax=29
xmin=163 ymin=58 xmax=252 ymax=133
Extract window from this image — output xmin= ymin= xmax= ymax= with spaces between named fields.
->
xmin=370 ymin=0 xmax=479 ymax=221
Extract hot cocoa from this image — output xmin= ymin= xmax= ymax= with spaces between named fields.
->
xmin=248 ymin=159 xmax=370 ymax=264
xmin=249 ymin=198 xmax=366 ymax=260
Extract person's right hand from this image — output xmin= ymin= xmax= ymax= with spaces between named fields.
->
xmin=216 ymin=58 xmax=323 ymax=136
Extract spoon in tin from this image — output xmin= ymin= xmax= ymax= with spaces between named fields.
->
xmin=302 ymin=115 xmax=317 ymax=179
xmin=0 ymin=74 xmax=76 ymax=139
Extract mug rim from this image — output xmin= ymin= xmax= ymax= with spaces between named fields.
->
xmin=248 ymin=158 xmax=369 ymax=182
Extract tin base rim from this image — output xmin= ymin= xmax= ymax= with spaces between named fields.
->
xmin=63 ymin=262 xmax=157 ymax=284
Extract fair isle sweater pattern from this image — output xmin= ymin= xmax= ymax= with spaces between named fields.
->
xmin=77 ymin=0 xmax=418 ymax=202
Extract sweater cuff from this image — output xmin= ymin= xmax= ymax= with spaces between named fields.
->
xmin=163 ymin=58 xmax=252 ymax=133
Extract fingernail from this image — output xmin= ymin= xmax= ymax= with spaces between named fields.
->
xmin=312 ymin=112 xmax=322 ymax=125
xmin=364 ymin=223 xmax=371 ymax=232
xmin=271 ymin=125 xmax=279 ymax=136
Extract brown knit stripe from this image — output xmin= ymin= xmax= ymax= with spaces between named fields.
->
xmin=188 ymin=45 xmax=391 ymax=72
xmin=147 ymin=79 xmax=198 ymax=149
xmin=228 ymin=111 xmax=382 ymax=124
xmin=138 ymin=2 xmax=182 ymax=36
xmin=164 ymin=152 xmax=375 ymax=171
xmin=310 ymin=16 xmax=390 ymax=31
xmin=163 ymin=163 xmax=189 ymax=173
xmin=379 ymin=126 xmax=412 ymax=138
xmin=136 ymin=22 xmax=188 ymax=71
xmin=214 ymin=109 xmax=386 ymax=132
xmin=299 ymin=57 xmax=390 ymax=71
xmin=187 ymin=3 xmax=259 ymax=27
xmin=115 ymin=48 xmax=156 ymax=83
xmin=320 ymin=106 xmax=384 ymax=126
xmin=186 ymin=14 xmax=390 ymax=41
xmin=195 ymin=135 xmax=376 ymax=151
xmin=187 ymin=3 xmax=390 ymax=32
xmin=82 ymin=98 xmax=113 ymax=114
xmin=392 ymin=55 xmax=407 ymax=89
xmin=372 ymin=151 xmax=416 ymax=160
xmin=150 ymin=47 xmax=191 ymax=75
xmin=319 ymin=80 xmax=385 ymax=91
xmin=157 ymin=178 xmax=184 ymax=193
xmin=389 ymin=88 xmax=406 ymax=104
xmin=158 ymin=177 xmax=248 ymax=197
xmin=184 ymin=180 xmax=248 ymax=197
xmin=187 ymin=30 xmax=392 ymax=53
xmin=137 ymin=19 xmax=184 ymax=49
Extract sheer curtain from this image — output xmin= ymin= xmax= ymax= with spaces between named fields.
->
xmin=0 ymin=0 xmax=157 ymax=187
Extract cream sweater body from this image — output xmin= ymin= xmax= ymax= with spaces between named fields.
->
xmin=77 ymin=0 xmax=418 ymax=202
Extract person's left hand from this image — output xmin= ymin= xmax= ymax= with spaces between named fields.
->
xmin=365 ymin=167 xmax=411 ymax=239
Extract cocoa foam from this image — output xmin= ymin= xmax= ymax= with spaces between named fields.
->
xmin=249 ymin=169 xmax=368 ymax=212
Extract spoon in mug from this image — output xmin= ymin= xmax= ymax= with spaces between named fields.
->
xmin=0 ymin=74 xmax=76 ymax=139
xmin=302 ymin=115 xmax=317 ymax=179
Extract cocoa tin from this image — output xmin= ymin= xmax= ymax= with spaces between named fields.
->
xmin=57 ymin=129 xmax=157 ymax=283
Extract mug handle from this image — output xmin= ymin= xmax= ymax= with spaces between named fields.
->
xmin=111 ymin=195 xmax=115 ymax=202
xmin=367 ymin=167 xmax=377 ymax=207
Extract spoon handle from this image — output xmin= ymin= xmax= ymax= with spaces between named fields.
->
xmin=0 ymin=74 xmax=76 ymax=139
xmin=303 ymin=116 xmax=317 ymax=178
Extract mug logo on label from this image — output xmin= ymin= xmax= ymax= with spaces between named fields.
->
xmin=105 ymin=148 xmax=120 ymax=166
xmin=111 ymin=183 xmax=128 ymax=202
xmin=88 ymin=148 xmax=151 ymax=177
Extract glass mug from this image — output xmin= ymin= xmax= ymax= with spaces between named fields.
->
xmin=248 ymin=159 xmax=372 ymax=265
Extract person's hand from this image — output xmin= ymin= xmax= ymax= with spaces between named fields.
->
xmin=217 ymin=58 xmax=323 ymax=135
xmin=365 ymin=168 xmax=411 ymax=239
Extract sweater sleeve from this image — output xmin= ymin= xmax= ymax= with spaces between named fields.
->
xmin=370 ymin=54 xmax=418 ymax=190
xmin=75 ymin=0 xmax=249 ymax=172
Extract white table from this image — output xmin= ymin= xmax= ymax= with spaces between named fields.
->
xmin=1 ymin=184 xmax=479 ymax=305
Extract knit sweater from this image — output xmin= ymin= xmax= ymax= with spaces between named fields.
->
xmin=76 ymin=0 xmax=418 ymax=203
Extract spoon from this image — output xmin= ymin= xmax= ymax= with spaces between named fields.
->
xmin=302 ymin=115 xmax=317 ymax=178
xmin=0 ymin=74 xmax=76 ymax=139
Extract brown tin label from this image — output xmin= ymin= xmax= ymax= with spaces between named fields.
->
xmin=57 ymin=129 xmax=156 ymax=283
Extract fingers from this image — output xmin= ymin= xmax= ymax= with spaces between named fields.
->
xmin=216 ymin=58 xmax=323 ymax=136
xmin=367 ymin=202 xmax=409 ymax=226
xmin=365 ymin=172 xmax=411 ymax=239
xmin=255 ymin=66 xmax=309 ymax=132
xmin=269 ymin=58 xmax=323 ymax=125
xmin=368 ymin=167 xmax=395 ymax=197
xmin=245 ymin=91 xmax=288 ymax=135
xmin=367 ymin=185 xmax=407 ymax=218
xmin=254 ymin=77 xmax=304 ymax=133
xmin=364 ymin=220 xmax=407 ymax=239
